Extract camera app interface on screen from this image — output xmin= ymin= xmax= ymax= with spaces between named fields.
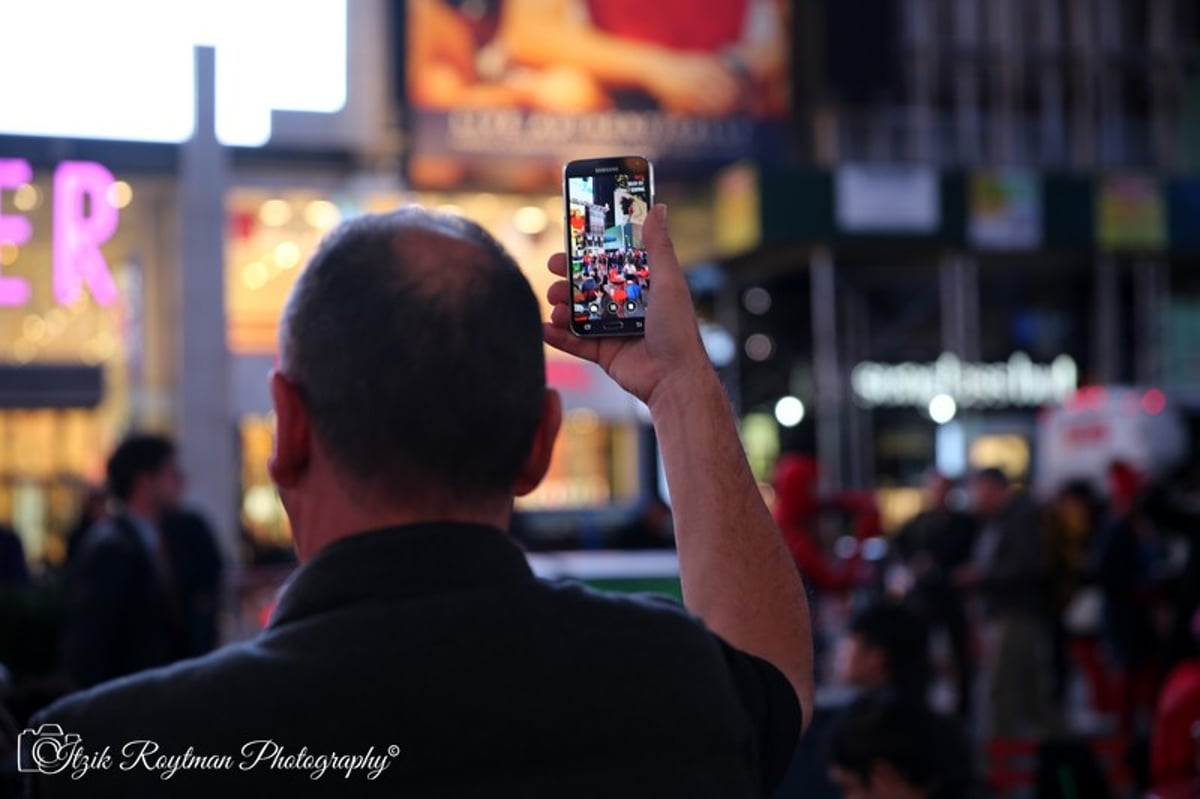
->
xmin=567 ymin=167 xmax=650 ymax=327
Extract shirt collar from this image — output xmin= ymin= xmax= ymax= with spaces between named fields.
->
xmin=121 ymin=511 xmax=159 ymax=555
xmin=268 ymin=522 xmax=534 ymax=629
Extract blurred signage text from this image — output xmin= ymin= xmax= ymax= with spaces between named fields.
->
xmin=851 ymin=352 xmax=1078 ymax=408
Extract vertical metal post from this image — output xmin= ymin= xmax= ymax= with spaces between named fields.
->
xmin=1134 ymin=258 xmax=1168 ymax=385
xmin=961 ymin=254 xmax=981 ymax=361
xmin=1092 ymin=255 xmax=1122 ymax=383
xmin=177 ymin=47 xmax=237 ymax=568
xmin=941 ymin=252 xmax=981 ymax=361
xmin=940 ymin=254 xmax=964 ymax=357
xmin=811 ymin=248 xmax=843 ymax=491
xmin=843 ymin=285 xmax=872 ymax=489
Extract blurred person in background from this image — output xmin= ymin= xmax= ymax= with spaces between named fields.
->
xmin=839 ymin=601 xmax=931 ymax=706
xmin=1051 ymin=480 xmax=1112 ymax=716
xmin=0 ymin=523 xmax=28 ymax=586
xmin=61 ymin=434 xmax=188 ymax=688
xmin=31 ymin=205 xmax=813 ymax=797
xmin=958 ymin=467 xmax=1056 ymax=738
xmin=772 ymin=453 xmax=861 ymax=595
xmin=1143 ymin=460 xmax=1200 ymax=670
xmin=613 ymin=497 xmax=673 ymax=549
xmin=891 ymin=471 xmax=976 ymax=717
xmin=1094 ymin=461 xmax=1165 ymax=740
xmin=160 ymin=508 xmax=224 ymax=658
xmin=773 ymin=601 xmax=931 ymax=799
xmin=828 ymin=692 xmax=976 ymax=799
xmin=1150 ymin=609 xmax=1200 ymax=795
xmin=63 ymin=487 xmax=109 ymax=569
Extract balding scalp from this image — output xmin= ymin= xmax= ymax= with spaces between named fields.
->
xmin=280 ymin=207 xmax=546 ymax=506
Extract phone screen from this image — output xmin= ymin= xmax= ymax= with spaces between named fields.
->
xmin=563 ymin=156 xmax=653 ymax=337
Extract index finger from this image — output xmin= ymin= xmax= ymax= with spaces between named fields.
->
xmin=548 ymin=253 xmax=567 ymax=277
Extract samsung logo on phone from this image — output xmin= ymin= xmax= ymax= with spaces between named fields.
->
xmin=594 ymin=166 xmax=620 ymax=173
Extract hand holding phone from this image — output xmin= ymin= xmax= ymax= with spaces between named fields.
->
xmin=562 ymin=156 xmax=653 ymax=338
xmin=544 ymin=202 xmax=711 ymax=407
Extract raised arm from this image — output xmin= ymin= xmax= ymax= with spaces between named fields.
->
xmin=544 ymin=205 xmax=814 ymax=727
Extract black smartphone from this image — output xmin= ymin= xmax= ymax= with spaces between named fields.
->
xmin=563 ymin=156 xmax=654 ymax=337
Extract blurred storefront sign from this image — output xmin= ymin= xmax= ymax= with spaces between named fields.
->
xmin=851 ymin=352 xmax=1078 ymax=409
xmin=1036 ymin=387 xmax=1187 ymax=496
xmin=0 ymin=0 xmax=348 ymax=147
xmin=835 ymin=165 xmax=939 ymax=233
xmin=403 ymin=0 xmax=790 ymax=184
xmin=968 ymin=169 xmax=1042 ymax=250
xmin=1097 ymin=174 xmax=1166 ymax=251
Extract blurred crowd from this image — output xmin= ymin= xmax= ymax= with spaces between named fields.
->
xmin=769 ymin=452 xmax=1200 ymax=798
xmin=3 ymin=436 xmax=1200 ymax=797
xmin=0 ymin=435 xmax=223 ymax=784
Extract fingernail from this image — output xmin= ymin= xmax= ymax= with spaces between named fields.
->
xmin=659 ymin=204 xmax=669 ymax=223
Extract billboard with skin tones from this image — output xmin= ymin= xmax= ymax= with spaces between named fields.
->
xmin=404 ymin=0 xmax=790 ymax=186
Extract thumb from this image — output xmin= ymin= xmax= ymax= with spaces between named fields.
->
xmin=642 ymin=204 xmax=683 ymax=283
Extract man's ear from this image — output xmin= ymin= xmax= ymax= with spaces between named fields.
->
xmin=514 ymin=389 xmax=562 ymax=497
xmin=268 ymin=370 xmax=312 ymax=490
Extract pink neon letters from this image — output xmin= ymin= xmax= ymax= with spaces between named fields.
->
xmin=53 ymin=161 xmax=119 ymax=307
xmin=0 ymin=158 xmax=120 ymax=308
xmin=0 ymin=158 xmax=33 ymax=306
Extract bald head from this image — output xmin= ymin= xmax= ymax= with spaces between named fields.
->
xmin=279 ymin=206 xmax=546 ymax=506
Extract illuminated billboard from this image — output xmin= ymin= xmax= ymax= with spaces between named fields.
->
xmin=404 ymin=0 xmax=790 ymax=183
xmin=0 ymin=0 xmax=347 ymax=147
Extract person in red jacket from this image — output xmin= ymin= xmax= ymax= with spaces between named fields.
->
xmin=1151 ymin=610 xmax=1200 ymax=793
xmin=772 ymin=454 xmax=871 ymax=594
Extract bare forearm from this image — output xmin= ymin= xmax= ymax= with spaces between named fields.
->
xmin=650 ymin=367 xmax=814 ymax=721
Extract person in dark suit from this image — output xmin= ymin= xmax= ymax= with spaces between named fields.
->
xmin=29 ymin=205 xmax=813 ymax=797
xmin=60 ymin=435 xmax=187 ymax=688
xmin=959 ymin=467 xmax=1056 ymax=737
xmin=891 ymin=471 xmax=977 ymax=716
xmin=0 ymin=523 xmax=28 ymax=586
xmin=160 ymin=508 xmax=224 ymax=658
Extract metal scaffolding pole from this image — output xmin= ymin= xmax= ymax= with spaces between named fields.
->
xmin=1092 ymin=255 xmax=1123 ymax=383
xmin=810 ymin=247 xmax=843 ymax=490
xmin=177 ymin=46 xmax=236 ymax=570
xmin=1134 ymin=257 xmax=1169 ymax=385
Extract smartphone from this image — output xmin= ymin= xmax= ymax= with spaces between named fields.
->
xmin=563 ymin=156 xmax=654 ymax=337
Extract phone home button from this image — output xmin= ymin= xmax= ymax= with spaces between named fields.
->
xmin=602 ymin=322 xmax=623 ymax=331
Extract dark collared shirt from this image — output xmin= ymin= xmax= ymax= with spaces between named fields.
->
xmin=32 ymin=523 xmax=801 ymax=797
